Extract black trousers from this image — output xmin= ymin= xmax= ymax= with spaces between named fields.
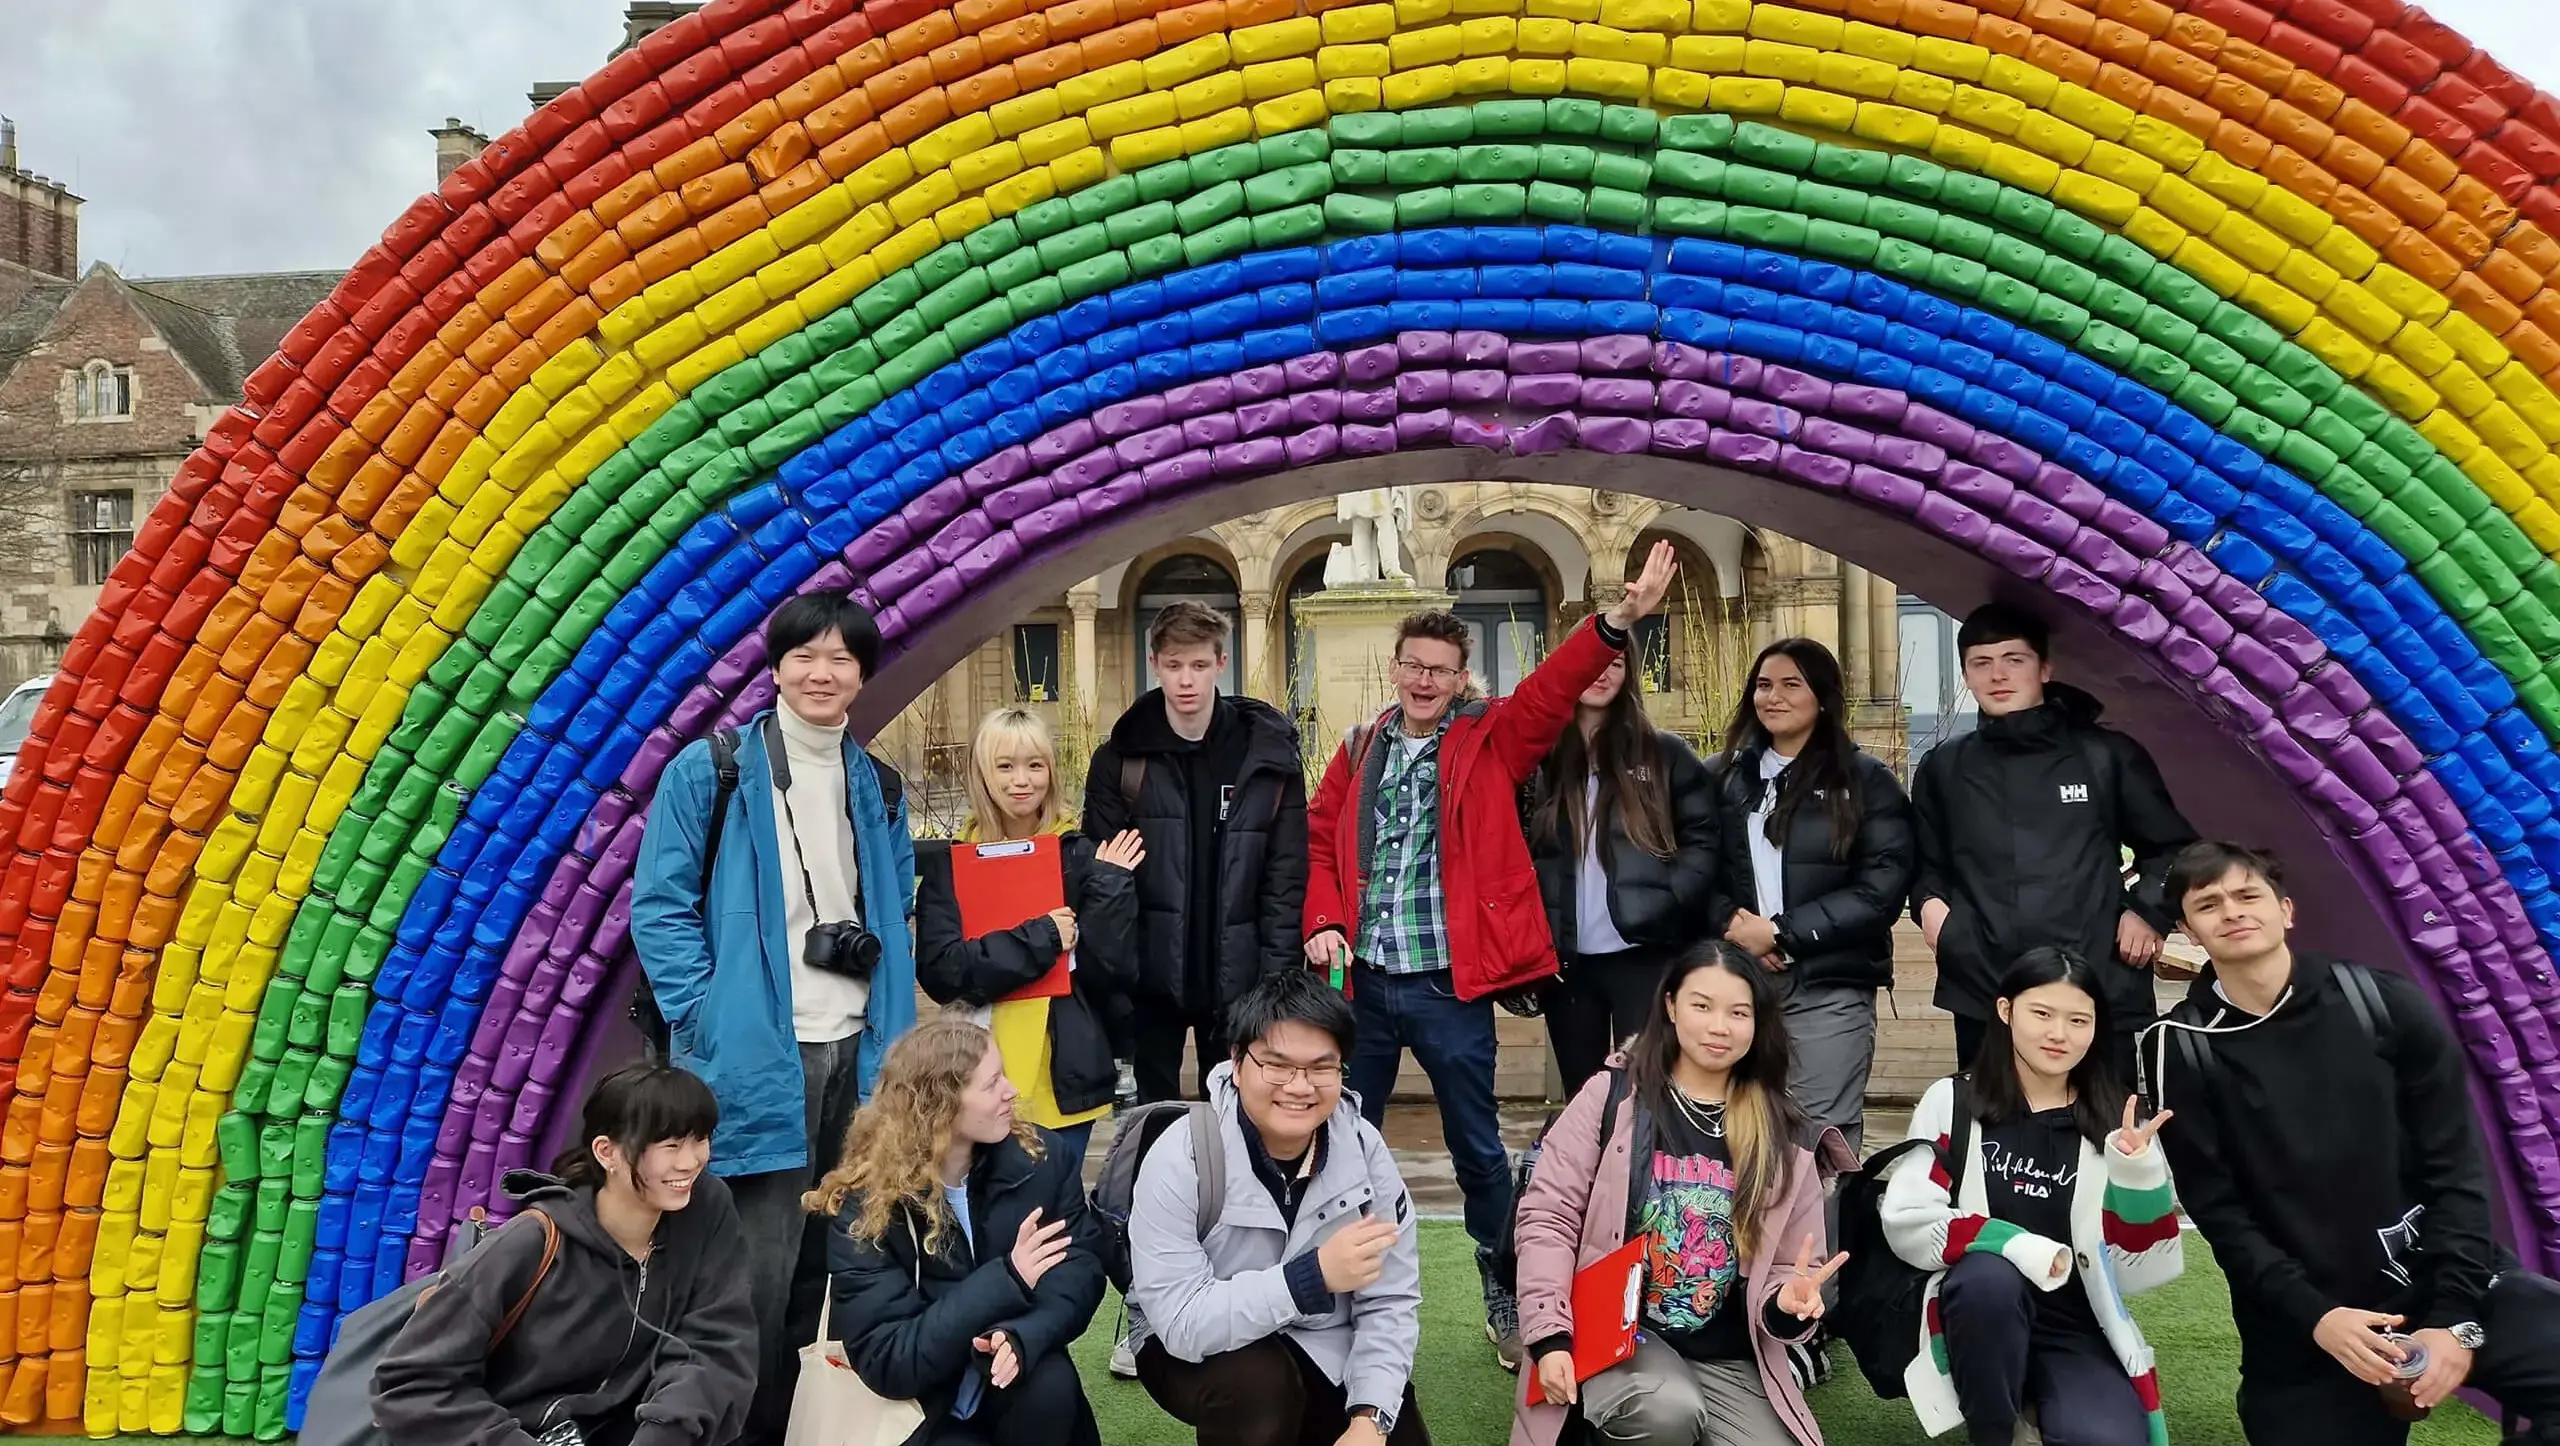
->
xmin=1544 ymin=946 xmax=1669 ymax=1098
xmin=1137 ymin=1337 xmax=1428 ymax=1446
xmin=1133 ymin=992 xmax=1229 ymax=1104
xmin=1952 ymin=1013 xmax=2147 ymax=1093
xmin=937 ymin=1351 xmax=1101 ymax=1446
xmin=2235 ymin=1270 xmax=2560 ymax=1445
xmin=1937 ymin=1253 xmax=2150 ymax=1446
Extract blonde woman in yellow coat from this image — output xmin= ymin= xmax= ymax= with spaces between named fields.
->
xmin=916 ymin=707 xmax=1145 ymax=1174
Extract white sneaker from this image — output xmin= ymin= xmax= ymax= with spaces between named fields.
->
xmin=1108 ymin=1333 xmax=1139 ymax=1379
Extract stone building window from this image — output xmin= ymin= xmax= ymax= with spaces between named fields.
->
xmin=1450 ymin=549 xmax=1548 ymax=697
xmin=72 ymin=362 xmax=133 ymax=422
xmin=69 ymin=490 xmax=135 ymax=586
xmin=1012 ymin=623 xmax=1059 ymax=702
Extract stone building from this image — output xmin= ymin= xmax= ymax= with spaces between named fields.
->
xmin=0 ymin=122 xmax=337 ymax=685
xmin=877 ymin=486 xmax=1921 ymax=838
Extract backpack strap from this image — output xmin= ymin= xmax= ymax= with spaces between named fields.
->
xmin=1942 ymin=1074 xmax=1977 ymax=1198
xmin=489 ymin=1208 xmax=559 ymax=1349
xmin=869 ymin=754 xmax=904 ymax=823
xmin=1186 ymin=1101 xmax=1224 ymax=1246
xmin=2330 ymin=959 xmax=2393 ymax=1054
xmin=699 ymin=729 xmax=742 ymax=894
xmin=1123 ymin=756 xmax=1148 ymax=815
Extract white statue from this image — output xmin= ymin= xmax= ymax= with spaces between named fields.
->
xmin=1324 ymin=487 xmax=1416 ymax=586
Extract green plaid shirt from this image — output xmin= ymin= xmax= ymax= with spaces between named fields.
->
xmin=1359 ymin=714 xmax=1451 ymax=976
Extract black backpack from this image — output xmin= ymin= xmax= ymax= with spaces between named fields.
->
xmin=1830 ymin=1074 xmax=1977 ymax=1399
xmin=631 ymin=729 xmax=905 ymax=1059
xmin=1490 ymin=1066 xmax=1629 ymax=1295
xmin=1090 ymin=1100 xmax=1227 ymax=1295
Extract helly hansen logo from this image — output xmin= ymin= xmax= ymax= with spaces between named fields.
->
xmin=2058 ymin=783 xmax=2090 ymax=805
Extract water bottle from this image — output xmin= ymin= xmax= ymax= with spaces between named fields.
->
xmin=2384 ymin=1332 xmax=2430 ymax=1380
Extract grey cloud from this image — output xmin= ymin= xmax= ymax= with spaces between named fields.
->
xmin=1 ymin=0 xmax=619 ymax=277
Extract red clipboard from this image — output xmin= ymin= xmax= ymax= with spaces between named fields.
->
xmin=950 ymin=835 xmax=1072 ymax=1000
xmin=1541 ymin=1234 xmax=1647 ymax=1401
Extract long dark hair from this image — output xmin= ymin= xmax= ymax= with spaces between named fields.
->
xmin=1533 ymin=634 xmax=1676 ymax=859
xmin=1968 ymin=947 xmax=2126 ymax=1146
xmin=1720 ymin=637 xmax=1862 ymax=861
xmin=1626 ymin=940 xmax=1805 ymax=1257
xmin=551 ymin=1063 xmax=720 ymax=1189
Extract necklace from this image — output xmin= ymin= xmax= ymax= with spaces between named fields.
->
xmin=1670 ymin=1084 xmax=1728 ymax=1138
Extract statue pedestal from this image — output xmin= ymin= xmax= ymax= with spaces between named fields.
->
xmin=1292 ymin=584 xmax=1456 ymax=738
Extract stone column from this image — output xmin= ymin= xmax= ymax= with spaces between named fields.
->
xmin=1068 ymin=583 xmax=1100 ymax=717
xmin=1868 ymin=571 xmax=1901 ymax=701
xmin=1242 ymin=589 xmax=1278 ymax=704
xmin=1842 ymin=561 xmax=1873 ymax=697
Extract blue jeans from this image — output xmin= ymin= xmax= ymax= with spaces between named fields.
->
xmin=1346 ymin=965 xmax=1512 ymax=1255
xmin=1046 ymin=1120 xmax=1093 ymax=1180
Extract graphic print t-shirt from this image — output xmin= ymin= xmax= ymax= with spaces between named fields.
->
xmin=1978 ymin=1104 xmax=2101 ymax=1339
xmin=1638 ymin=1098 xmax=1752 ymax=1362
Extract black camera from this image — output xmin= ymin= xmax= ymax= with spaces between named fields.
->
xmin=805 ymin=920 xmax=883 ymax=980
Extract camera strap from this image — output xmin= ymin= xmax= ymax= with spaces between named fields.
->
xmin=762 ymin=713 xmax=863 ymax=928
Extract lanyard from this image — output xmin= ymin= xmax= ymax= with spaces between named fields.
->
xmin=763 ymin=713 xmax=862 ymax=926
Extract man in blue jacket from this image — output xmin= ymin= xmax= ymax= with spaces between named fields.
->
xmin=632 ymin=591 xmax=919 ymax=1445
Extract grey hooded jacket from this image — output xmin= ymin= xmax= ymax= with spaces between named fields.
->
xmin=1126 ymin=1061 xmax=1421 ymax=1422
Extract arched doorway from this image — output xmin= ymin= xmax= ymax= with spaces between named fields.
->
xmin=1448 ymin=547 xmax=1550 ymax=697
xmin=1130 ymin=552 xmax=1241 ymax=697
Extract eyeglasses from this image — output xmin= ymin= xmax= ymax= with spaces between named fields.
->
xmin=1393 ymin=658 xmax=1462 ymax=683
xmin=1246 ymin=1050 xmax=1344 ymax=1087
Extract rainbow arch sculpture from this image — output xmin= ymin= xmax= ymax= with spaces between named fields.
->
xmin=9 ymin=0 xmax=2560 ymax=1434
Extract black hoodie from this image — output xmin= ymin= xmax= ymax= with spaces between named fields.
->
xmin=2144 ymin=954 xmax=2500 ymax=1359
xmin=370 ymin=1170 xmax=757 ymax=1446
xmin=1081 ymin=692 xmax=1307 ymax=1013
xmin=1908 ymin=682 xmax=2195 ymax=1022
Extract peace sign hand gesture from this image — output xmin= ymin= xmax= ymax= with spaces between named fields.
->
xmin=2112 ymin=1095 xmax=2173 ymax=1157
xmin=1774 ymin=1234 xmax=1849 ymax=1321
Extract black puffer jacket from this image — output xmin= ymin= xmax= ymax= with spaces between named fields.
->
xmin=1081 ymin=693 xmax=1307 ymax=1014
xmin=1704 ymin=745 xmax=1915 ymax=992
xmin=1525 ymin=729 xmax=1718 ymax=953
xmin=370 ymin=1171 xmax=757 ymax=1446
xmin=830 ymin=1131 xmax=1106 ymax=1443
xmin=1908 ymin=683 xmax=2195 ymax=1022
xmin=915 ymin=832 xmax=1139 ymax=1118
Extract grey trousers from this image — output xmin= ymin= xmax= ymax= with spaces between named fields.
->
xmin=725 ymin=1034 xmax=865 ymax=1445
xmin=1783 ymin=984 xmax=1878 ymax=1152
xmin=1582 ymin=1337 xmax=1794 ymax=1446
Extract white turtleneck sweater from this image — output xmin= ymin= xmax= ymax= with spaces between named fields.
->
xmin=773 ymin=702 xmax=869 ymax=1043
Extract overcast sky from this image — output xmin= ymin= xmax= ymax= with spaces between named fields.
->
xmin=2 ymin=0 xmax=2555 ymax=279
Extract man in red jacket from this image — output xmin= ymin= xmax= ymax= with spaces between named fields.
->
xmin=1304 ymin=540 xmax=1679 ymax=1370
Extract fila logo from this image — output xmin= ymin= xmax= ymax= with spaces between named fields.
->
xmin=2058 ymin=783 xmax=2091 ymax=805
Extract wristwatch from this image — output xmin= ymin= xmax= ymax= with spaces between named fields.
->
xmin=1353 ymin=1405 xmax=1395 ymax=1439
xmin=2449 ymin=1321 xmax=2487 ymax=1351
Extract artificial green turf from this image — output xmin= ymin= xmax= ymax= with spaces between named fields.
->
xmin=1071 ymin=1222 xmax=2504 ymax=1445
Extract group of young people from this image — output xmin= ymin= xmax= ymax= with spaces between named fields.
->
xmin=337 ymin=572 xmax=2560 ymax=1446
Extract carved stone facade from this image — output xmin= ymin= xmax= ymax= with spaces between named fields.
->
xmin=879 ymin=485 xmax=1913 ymax=816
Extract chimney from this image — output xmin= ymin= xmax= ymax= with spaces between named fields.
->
xmin=431 ymin=117 xmax=490 ymax=184
xmin=0 ymin=120 xmax=81 ymax=279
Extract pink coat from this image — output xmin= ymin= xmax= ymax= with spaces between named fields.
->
xmin=1509 ymin=1064 xmax=1854 ymax=1446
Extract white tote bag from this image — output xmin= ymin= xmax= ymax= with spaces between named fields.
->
xmin=785 ymin=1216 xmax=928 ymax=1446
